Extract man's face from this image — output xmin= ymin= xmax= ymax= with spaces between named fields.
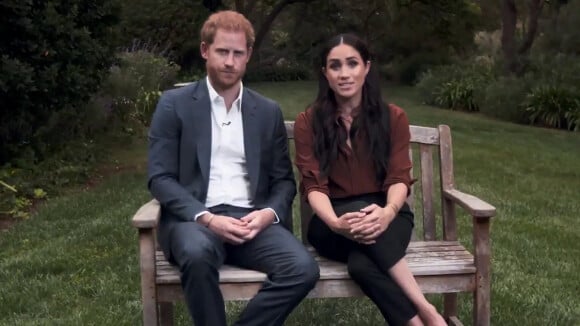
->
xmin=201 ymin=29 xmax=252 ymax=92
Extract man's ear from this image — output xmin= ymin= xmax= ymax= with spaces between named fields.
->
xmin=200 ymin=42 xmax=209 ymax=59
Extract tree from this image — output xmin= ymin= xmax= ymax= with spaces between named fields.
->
xmin=501 ymin=0 xmax=546 ymax=74
xmin=227 ymin=0 xmax=315 ymax=57
xmin=0 ymin=0 xmax=120 ymax=163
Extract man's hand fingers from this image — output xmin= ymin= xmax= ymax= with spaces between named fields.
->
xmin=240 ymin=214 xmax=256 ymax=223
xmin=224 ymin=233 xmax=246 ymax=245
xmin=242 ymin=229 xmax=259 ymax=241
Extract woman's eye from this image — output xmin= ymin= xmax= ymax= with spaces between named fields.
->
xmin=329 ymin=63 xmax=341 ymax=70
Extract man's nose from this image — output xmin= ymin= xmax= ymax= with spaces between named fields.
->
xmin=225 ymin=53 xmax=234 ymax=67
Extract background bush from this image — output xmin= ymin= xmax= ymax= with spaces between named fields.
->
xmin=102 ymin=50 xmax=180 ymax=130
xmin=244 ymin=64 xmax=312 ymax=82
xmin=0 ymin=0 xmax=120 ymax=164
xmin=416 ymin=60 xmax=496 ymax=111
xmin=478 ymin=76 xmax=531 ymax=123
xmin=524 ymin=85 xmax=580 ymax=130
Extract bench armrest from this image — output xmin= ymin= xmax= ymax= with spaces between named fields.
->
xmin=442 ymin=189 xmax=496 ymax=219
xmin=131 ymin=199 xmax=161 ymax=229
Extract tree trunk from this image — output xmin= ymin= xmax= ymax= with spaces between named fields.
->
xmin=501 ymin=0 xmax=518 ymax=73
xmin=501 ymin=0 xmax=546 ymax=74
xmin=252 ymin=0 xmax=312 ymax=56
xmin=519 ymin=0 xmax=544 ymax=55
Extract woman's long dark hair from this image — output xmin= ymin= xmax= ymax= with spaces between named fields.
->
xmin=311 ymin=33 xmax=391 ymax=184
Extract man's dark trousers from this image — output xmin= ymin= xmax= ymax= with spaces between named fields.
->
xmin=161 ymin=205 xmax=319 ymax=326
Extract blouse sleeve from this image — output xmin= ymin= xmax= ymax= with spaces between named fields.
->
xmin=293 ymin=110 xmax=330 ymax=197
xmin=383 ymin=104 xmax=413 ymax=193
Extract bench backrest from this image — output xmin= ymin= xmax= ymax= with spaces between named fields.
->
xmin=284 ymin=121 xmax=457 ymax=244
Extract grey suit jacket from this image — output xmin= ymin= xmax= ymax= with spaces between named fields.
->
xmin=147 ymin=79 xmax=296 ymax=250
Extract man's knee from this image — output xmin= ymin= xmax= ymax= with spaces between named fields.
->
xmin=281 ymin=251 xmax=320 ymax=288
xmin=175 ymin=237 xmax=220 ymax=274
xmin=299 ymin=254 xmax=320 ymax=286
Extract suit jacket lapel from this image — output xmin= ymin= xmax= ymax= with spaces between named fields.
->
xmin=242 ymin=90 xmax=260 ymax=197
xmin=192 ymin=80 xmax=212 ymax=187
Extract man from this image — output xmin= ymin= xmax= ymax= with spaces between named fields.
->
xmin=147 ymin=10 xmax=319 ymax=326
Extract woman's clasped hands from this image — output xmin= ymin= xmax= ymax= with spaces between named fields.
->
xmin=330 ymin=204 xmax=396 ymax=244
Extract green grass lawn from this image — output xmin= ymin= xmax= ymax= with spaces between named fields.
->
xmin=1 ymin=81 xmax=579 ymax=325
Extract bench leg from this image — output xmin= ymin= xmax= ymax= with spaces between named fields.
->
xmin=159 ymin=302 xmax=174 ymax=326
xmin=443 ymin=293 xmax=458 ymax=322
xmin=473 ymin=217 xmax=491 ymax=326
xmin=139 ymin=229 xmax=159 ymax=326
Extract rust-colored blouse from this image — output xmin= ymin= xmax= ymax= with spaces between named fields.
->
xmin=294 ymin=104 xmax=412 ymax=200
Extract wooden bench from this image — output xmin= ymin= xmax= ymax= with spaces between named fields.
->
xmin=132 ymin=122 xmax=496 ymax=326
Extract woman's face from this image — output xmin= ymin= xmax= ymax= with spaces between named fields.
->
xmin=323 ymin=44 xmax=370 ymax=102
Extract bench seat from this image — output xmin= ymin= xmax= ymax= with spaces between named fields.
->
xmin=155 ymin=241 xmax=475 ymax=302
xmin=133 ymin=123 xmax=495 ymax=326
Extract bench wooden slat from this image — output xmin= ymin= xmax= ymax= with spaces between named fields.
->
xmin=154 ymin=239 xmax=476 ymax=284
xmin=420 ymin=144 xmax=436 ymax=240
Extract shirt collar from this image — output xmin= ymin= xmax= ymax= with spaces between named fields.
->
xmin=206 ymin=76 xmax=243 ymax=112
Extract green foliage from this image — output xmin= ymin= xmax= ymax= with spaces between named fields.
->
xmin=526 ymin=53 xmax=580 ymax=87
xmin=524 ymin=85 xmax=580 ymax=130
xmin=390 ymin=52 xmax=451 ymax=85
xmin=0 ymin=0 xmax=120 ymax=164
xmin=117 ymin=0 xmax=210 ymax=71
xmin=244 ymin=64 xmax=313 ymax=82
xmin=384 ymin=0 xmax=481 ymax=60
xmin=1 ymin=170 xmax=45 ymax=220
xmin=479 ymin=76 xmax=531 ymax=123
xmin=416 ymin=61 xmax=496 ymax=111
xmin=103 ymin=50 xmax=180 ymax=129
xmin=133 ymin=89 xmax=163 ymax=127
xmin=537 ymin=0 xmax=580 ymax=55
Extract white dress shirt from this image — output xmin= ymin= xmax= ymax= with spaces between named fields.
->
xmin=205 ymin=77 xmax=251 ymax=208
xmin=195 ymin=77 xmax=279 ymax=223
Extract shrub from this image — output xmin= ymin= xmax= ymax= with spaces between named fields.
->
xmin=565 ymin=108 xmax=580 ymax=132
xmin=526 ymin=53 xmax=580 ymax=87
xmin=536 ymin=0 xmax=580 ymax=56
xmin=392 ymin=52 xmax=451 ymax=85
xmin=0 ymin=137 xmax=101 ymax=219
xmin=0 ymin=0 xmax=120 ymax=164
xmin=479 ymin=77 xmax=531 ymax=123
xmin=244 ymin=64 xmax=312 ymax=82
xmin=117 ymin=0 xmax=210 ymax=70
xmin=416 ymin=61 xmax=495 ymax=111
xmin=102 ymin=51 xmax=180 ymax=129
xmin=524 ymin=85 xmax=580 ymax=130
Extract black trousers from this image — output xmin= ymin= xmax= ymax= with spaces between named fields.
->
xmin=307 ymin=193 xmax=417 ymax=326
xmin=161 ymin=205 xmax=319 ymax=326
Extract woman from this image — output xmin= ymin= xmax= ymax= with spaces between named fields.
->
xmin=294 ymin=34 xmax=446 ymax=326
